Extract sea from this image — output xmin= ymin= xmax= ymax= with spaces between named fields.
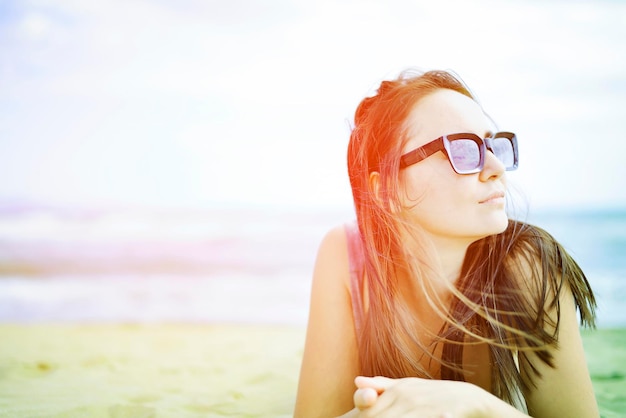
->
xmin=0 ymin=205 xmax=624 ymax=328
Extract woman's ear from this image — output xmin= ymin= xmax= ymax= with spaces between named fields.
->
xmin=369 ymin=171 xmax=383 ymax=206
xmin=369 ymin=171 xmax=400 ymax=213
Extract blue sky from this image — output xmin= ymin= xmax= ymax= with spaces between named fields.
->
xmin=1 ymin=0 xmax=625 ymax=211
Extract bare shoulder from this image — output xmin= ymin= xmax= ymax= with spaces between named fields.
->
xmin=501 ymin=220 xmax=595 ymax=323
xmin=313 ymin=224 xmax=351 ymax=289
xmin=318 ymin=224 xmax=349 ymax=255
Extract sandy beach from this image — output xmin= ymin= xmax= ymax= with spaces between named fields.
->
xmin=0 ymin=324 xmax=624 ymax=418
xmin=0 ymin=324 xmax=304 ymax=418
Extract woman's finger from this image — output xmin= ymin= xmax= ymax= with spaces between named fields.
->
xmin=354 ymin=376 xmax=395 ymax=393
xmin=353 ymin=387 xmax=378 ymax=409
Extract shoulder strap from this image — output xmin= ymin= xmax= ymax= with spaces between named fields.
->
xmin=344 ymin=221 xmax=365 ymax=336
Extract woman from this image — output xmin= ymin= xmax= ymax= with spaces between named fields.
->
xmin=294 ymin=69 xmax=599 ymax=417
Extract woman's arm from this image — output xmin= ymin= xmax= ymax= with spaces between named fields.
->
xmin=521 ymin=280 xmax=600 ymax=418
xmin=294 ymin=226 xmax=361 ymax=418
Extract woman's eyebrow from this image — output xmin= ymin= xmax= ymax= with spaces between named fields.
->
xmin=484 ymin=130 xmax=495 ymax=138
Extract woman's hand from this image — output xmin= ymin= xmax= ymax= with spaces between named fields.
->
xmin=352 ymin=375 xmax=487 ymax=417
xmin=348 ymin=376 xmax=526 ymax=418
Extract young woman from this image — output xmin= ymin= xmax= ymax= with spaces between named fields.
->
xmin=294 ymin=69 xmax=598 ymax=417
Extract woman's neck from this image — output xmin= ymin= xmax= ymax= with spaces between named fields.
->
xmin=427 ymin=235 xmax=472 ymax=284
xmin=398 ymin=234 xmax=471 ymax=312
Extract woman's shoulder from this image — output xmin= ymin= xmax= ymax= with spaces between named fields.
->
xmin=318 ymin=223 xmax=350 ymax=252
xmin=498 ymin=219 xmax=565 ymax=275
xmin=317 ymin=221 xmax=362 ymax=252
xmin=499 ymin=219 xmax=596 ymax=326
xmin=312 ymin=223 xmax=352 ymax=287
xmin=496 ymin=219 xmax=568 ymax=264
xmin=500 ymin=219 xmax=584 ymax=269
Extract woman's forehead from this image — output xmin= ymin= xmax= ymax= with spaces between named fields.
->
xmin=402 ymin=89 xmax=493 ymax=150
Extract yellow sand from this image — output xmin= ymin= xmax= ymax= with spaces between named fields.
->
xmin=0 ymin=324 xmax=304 ymax=418
xmin=0 ymin=324 xmax=623 ymax=418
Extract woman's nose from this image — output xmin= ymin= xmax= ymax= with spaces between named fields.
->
xmin=479 ymin=149 xmax=506 ymax=181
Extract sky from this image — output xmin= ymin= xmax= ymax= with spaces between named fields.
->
xmin=1 ymin=0 xmax=625 ymax=212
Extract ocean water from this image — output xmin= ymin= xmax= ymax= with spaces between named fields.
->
xmin=0 ymin=206 xmax=624 ymax=328
xmin=0 ymin=206 xmax=340 ymax=325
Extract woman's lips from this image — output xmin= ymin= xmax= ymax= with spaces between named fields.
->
xmin=479 ymin=191 xmax=505 ymax=204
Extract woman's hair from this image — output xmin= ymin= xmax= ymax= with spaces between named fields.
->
xmin=346 ymin=69 xmax=596 ymax=405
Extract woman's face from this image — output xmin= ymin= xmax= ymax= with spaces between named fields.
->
xmin=399 ymin=88 xmax=509 ymax=246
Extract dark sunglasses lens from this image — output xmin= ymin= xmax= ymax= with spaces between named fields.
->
xmin=492 ymin=137 xmax=515 ymax=168
xmin=449 ymin=139 xmax=481 ymax=172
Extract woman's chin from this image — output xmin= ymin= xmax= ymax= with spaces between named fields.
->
xmin=478 ymin=211 xmax=509 ymax=237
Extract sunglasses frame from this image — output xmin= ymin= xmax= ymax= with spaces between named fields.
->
xmin=399 ymin=131 xmax=518 ymax=174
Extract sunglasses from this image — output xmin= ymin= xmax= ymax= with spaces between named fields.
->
xmin=399 ymin=132 xmax=519 ymax=174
